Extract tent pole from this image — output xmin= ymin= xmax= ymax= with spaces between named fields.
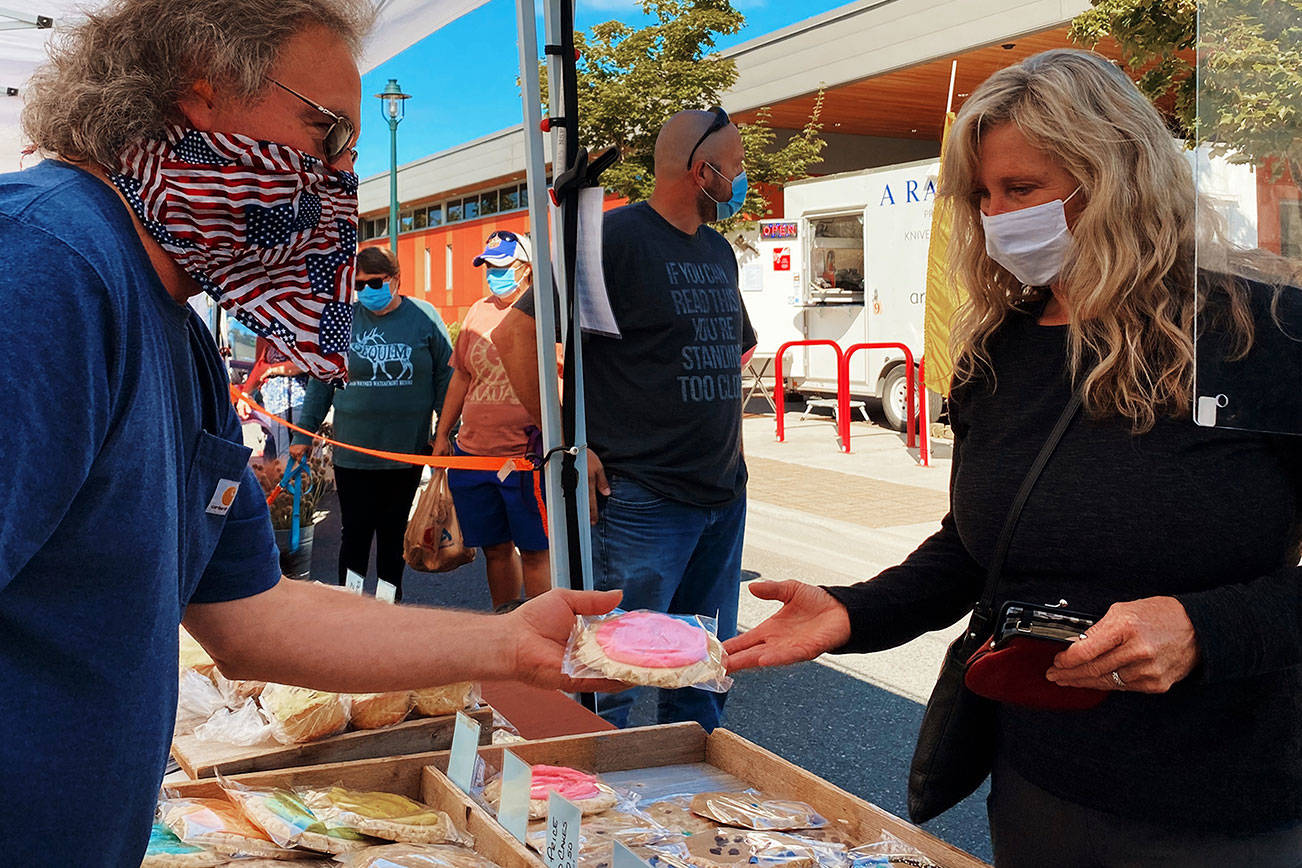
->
xmin=514 ymin=0 xmax=571 ymax=588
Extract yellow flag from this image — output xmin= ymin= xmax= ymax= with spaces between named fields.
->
xmin=923 ymin=112 xmax=958 ymax=397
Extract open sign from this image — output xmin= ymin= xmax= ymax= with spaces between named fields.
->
xmin=761 ymin=222 xmax=798 ymax=239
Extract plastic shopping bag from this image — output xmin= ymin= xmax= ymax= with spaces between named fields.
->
xmin=404 ymin=469 xmax=475 ymax=573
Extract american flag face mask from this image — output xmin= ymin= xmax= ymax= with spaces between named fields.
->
xmin=109 ymin=125 xmax=359 ymax=383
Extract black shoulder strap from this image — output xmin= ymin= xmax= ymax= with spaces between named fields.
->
xmin=976 ymin=388 xmax=1084 ymax=618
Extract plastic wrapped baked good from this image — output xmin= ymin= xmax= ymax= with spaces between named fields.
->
xmin=410 ymin=682 xmax=479 ymax=717
xmin=483 ymin=765 xmax=618 ymax=819
xmin=213 ymin=668 xmax=267 ymax=705
xmin=299 ymin=785 xmax=472 ymax=846
xmin=847 ymin=832 xmax=941 ymax=868
xmin=350 ymin=691 xmax=413 ymax=730
xmin=260 ymin=684 xmax=349 ymax=744
xmin=141 ymin=821 xmax=228 ymax=868
xmin=194 ymin=697 xmax=275 ymax=747
xmin=156 ymin=797 xmax=295 ymax=859
xmin=179 ymin=627 xmax=217 ymax=679
xmin=219 ymin=776 xmax=370 ymax=855
xmin=335 ymin=843 xmax=502 ymax=868
xmin=564 ymin=610 xmax=732 ymax=692
xmin=176 ymin=668 xmax=227 ymax=737
xmin=689 ymin=793 xmax=826 ymax=831
xmin=525 ymin=807 xmax=677 ymax=854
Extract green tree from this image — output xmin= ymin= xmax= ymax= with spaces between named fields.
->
xmin=1071 ymin=0 xmax=1301 ymax=179
xmin=544 ymin=0 xmax=827 ymax=231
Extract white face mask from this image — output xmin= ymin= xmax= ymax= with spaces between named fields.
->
xmin=981 ymin=187 xmax=1081 ymax=286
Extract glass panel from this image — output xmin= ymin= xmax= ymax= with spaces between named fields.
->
xmin=807 ymin=214 xmax=865 ymax=303
xmin=462 ymin=196 xmax=480 ymax=221
xmin=399 ymin=210 xmax=415 ymax=233
xmin=446 ymin=200 xmax=463 ymax=222
xmin=480 ymin=190 xmax=500 ymax=215
xmin=373 ymin=216 xmax=388 ymax=238
xmin=1194 ymin=0 xmax=1302 ymax=434
xmin=427 ymin=204 xmax=443 ymax=227
xmin=413 ymin=208 xmax=428 ymax=230
xmin=500 ymin=186 xmax=521 ymax=211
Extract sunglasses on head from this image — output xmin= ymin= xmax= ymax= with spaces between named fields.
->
xmin=355 ymin=277 xmax=387 ymax=290
xmin=271 ymin=78 xmax=357 ymax=164
xmin=686 ymin=106 xmax=730 ymax=170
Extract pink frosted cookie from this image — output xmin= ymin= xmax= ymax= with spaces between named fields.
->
xmin=572 ymin=611 xmax=727 ymax=689
xmin=484 ymin=765 xmax=617 ymax=819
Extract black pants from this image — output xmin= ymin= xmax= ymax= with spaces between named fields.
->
xmin=333 ymin=465 xmax=422 ymax=595
xmin=988 ymin=752 xmax=1302 ymax=867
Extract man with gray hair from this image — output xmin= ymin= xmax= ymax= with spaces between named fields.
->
xmin=495 ymin=108 xmax=756 ymax=733
xmin=0 ymin=1 xmax=618 ymax=862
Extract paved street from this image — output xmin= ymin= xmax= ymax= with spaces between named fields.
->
xmin=306 ymin=402 xmax=992 ymax=862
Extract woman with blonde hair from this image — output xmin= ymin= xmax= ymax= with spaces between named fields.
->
xmin=725 ymin=49 xmax=1300 ymax=865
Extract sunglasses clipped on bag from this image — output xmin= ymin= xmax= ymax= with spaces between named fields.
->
xmin=964 ymin=600 xmax=1106 ymax=711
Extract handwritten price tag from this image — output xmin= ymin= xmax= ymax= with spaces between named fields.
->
xmin=543 ymin=791 xmax=582 ymax=868
xmin=498 ymin=750 xmax=531 ymax=842
xmin=613 ymin=841 xmax=652 ymax=868
xmin=344 ymin=570 xmax=365 ymax=595
xmin=447 ymin=711 xmax=482 ymax=793
xmin=375 ymin=579 xmax=397 ymax=603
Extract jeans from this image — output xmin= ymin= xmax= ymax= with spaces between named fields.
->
xmin=591 ymin=475 xmax=746 ymax=732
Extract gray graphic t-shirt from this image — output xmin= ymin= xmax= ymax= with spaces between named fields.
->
xmin=522 ymin=201 xmax=756 ymax=507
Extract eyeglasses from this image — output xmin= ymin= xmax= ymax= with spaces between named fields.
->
xmin=271 ymin=78 xmax=357 ymax=164
xmin=686 ymin=106 xmax=730 ymax=170
xmin=355 ymin=277 xmax=387 ymax=290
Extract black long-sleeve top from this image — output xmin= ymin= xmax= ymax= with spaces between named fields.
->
xmin=827 ymin=303 xmax=1301 ymax=832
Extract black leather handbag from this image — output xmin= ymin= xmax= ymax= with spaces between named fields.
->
xmin=906 ymin=389 xmax=1082 ymax=824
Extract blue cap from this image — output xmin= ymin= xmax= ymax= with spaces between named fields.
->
xmin=473 ymin=230 xmax=532 ymax=267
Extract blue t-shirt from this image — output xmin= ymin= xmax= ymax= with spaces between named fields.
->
xmin=0 ymin=161 xmax=282 ymax=865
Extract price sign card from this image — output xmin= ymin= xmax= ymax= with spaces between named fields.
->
xmin=498 ymin=749 xmax=532 ymax=842
xmin=344 ymin=570 xmax=365 ymax=595
xmin=613 ymin=842 xmax=652 ymax=868
xmin=375 ymin=579 xmax=397 ymax=603
xmin=447 ymin=710 xmax=482 ymax=793
xmin=543 ymin=791 xmax=582 ymax=868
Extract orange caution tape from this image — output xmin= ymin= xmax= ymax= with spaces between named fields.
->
xmin=229 ymin=385 xmax=535 ymax=473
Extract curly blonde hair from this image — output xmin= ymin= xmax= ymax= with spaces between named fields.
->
xmin=21 ymin=0 xmax=373 ymax=166
xmin=939 ymin=48 xmax=1265 ymax=432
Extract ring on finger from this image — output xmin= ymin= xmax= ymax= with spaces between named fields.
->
xmin=1110 ymin=670 xmax=1126 ymax=689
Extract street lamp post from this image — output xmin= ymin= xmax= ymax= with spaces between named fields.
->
xmin=375 ymin=78 xmax=410 ymax=255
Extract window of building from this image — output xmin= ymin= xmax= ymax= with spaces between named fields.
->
xmin=500 ymin=185 xmax=521 ymax=212
xmin=399 ymin=209 xmax=415 ymax=233
xmin=413 ymin=208 xmax=429 ymax=230
xmin=480 ymin=189 xmax=500 ymax=216
xmin=462 ymin=196 xmax=480 ymax=221
xmin=446 ymin=200 xmax=463 ymax=222
xmin=372 ymin=216 xmax=388 ymax=240
xmin=427 ymin=204 xmax=443 ymax=227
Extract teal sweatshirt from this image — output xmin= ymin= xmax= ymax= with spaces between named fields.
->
xmin=292 ymin=297 xmax=453 ymax=470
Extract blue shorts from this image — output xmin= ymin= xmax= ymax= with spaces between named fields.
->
xmin=446 ymin=444 xmax=548 ymax=552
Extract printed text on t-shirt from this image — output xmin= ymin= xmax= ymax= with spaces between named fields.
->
xmin=667 ymin=263 xmax=742 ymax=404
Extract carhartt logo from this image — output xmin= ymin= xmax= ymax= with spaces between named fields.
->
xmin=206 ymin=479 xmax=240 ymax=515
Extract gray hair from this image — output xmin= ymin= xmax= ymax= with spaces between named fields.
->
xmin=21 ymin=0 xmax=373 ymax=165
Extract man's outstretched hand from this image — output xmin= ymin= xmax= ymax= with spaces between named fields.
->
xmin=723 ymin=581 xmax=852 ymax=672
xmin=502 ymin=587 xmax=628 ymax=692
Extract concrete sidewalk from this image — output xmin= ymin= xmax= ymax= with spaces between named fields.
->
xmin=738 ymin=409 xmax=959 ymax=704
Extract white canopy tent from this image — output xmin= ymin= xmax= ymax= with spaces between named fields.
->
xmin=1 ymin=0 xmax=594 ymax=592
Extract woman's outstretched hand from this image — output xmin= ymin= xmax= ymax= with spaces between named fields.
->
xmin=723 ymin=581 xmax=853 ymax=672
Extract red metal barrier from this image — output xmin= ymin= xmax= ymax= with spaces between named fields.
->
xmin=775 ymin=340 xmax=846 ymax=442
xmin=840 ymin=343 xmax=916 ymax=452
xmin=918 ymin=358 xmax=930 ymax=468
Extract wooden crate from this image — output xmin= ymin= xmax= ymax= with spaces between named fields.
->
xmin=170 ymin=723 xmax=987 ymax=868
xmin=170 ymin=706 xmax=494 ymax=779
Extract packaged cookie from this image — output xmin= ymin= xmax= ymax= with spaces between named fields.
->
xmin=349 ymin=691 xmax=413 ymax=730
xmin=483 ymin=765 xmax=618 ymax=819
xmin=260 ymin=684 xmax=349 ymax=744
xmin=219 ymin=776 xmax=371 ymax=855
xmin=141 ymin=821 xmax=227 ymax=868
xmin=564 ymin=610 xmax=732 ymax=691
xmin=156 ymin=797 xmax=295 ymax=859
xmin=299 ymin=785 xmax=472 ymax=846
xmin=335 ymin=843 xmax=502 ymax=868
xmin=411 ymin=682 xmax=479 ymax=717
xmin=689 ymin=793 xmax=826 ymax=831
xmin=525 ymin=808 xmax=677 ymax=853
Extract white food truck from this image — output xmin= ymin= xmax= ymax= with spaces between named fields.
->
xmin=741 ymin=158 xmax=940 ymax=430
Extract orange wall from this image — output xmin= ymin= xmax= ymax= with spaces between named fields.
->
xmin=361 ymin=193 xmax=627 ymax=327
xmin=1257 ymin=161 xmax=1299 ymax=256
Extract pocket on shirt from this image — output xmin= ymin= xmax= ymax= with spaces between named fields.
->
xmin=179 ymin=431 xmax=253 ymax=602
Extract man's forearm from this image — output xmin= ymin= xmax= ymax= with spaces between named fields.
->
xmin=183 ymin=579 xmax=517 ymax=692
xmin=492 ymin=309 xmax=543 ymax=425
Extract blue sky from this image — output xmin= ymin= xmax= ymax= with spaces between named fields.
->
xmin=355 ymin=0 xmax=849 ymax=179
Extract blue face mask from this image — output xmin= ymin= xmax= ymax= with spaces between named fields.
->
xmin=702 ymin=164 xmax=748 ymax=221
xmin=357 ymin=282 xmax=392 ymax=311
xmin=486 ymin=266 xmax=521 ymax=296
